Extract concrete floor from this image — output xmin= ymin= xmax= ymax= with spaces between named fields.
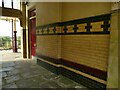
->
xmin=0 ymin=50 xmax=87 ymax=89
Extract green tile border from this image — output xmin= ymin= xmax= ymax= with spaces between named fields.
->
xmin=37 ymin=59 xmax=106 ymax=89
xmin=36 ymin=54 xmax=107 ymax=80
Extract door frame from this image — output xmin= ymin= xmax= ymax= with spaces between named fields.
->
xmin=28 ymin=7 xmax=36 ymax=58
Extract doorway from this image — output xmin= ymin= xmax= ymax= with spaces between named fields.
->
xmin=0 ymin=17 xmax=21 ymax=53
xmin=0 ymin=16 xmax=22 ymax=61
xmin=29 ymin=9 xmax=36 ymax=58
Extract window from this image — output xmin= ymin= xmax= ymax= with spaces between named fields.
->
xmin=4 ymin=0 xmax=12 ymax=8
xmin=0 ymin=0 xmax=2 ymax=7
xmin=13 ymin=0 xmax=20 ymax=10
xmin=0 ymin=0 xmax=21 ymax=10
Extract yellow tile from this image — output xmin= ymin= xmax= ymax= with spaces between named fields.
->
xmin=39 ymin=29 xmax=42 ymax=34
xmin=43 ymin=28 xmax=47 ymax=34
xmin=109 ymin=20 xmax=111 ymax=30
xmin=49 ymin=27 xmax=54 ymax=34
xmin=77 ymin=23 xmax=86 ymax=32
xmin=56 ymin=26 xmax=61 ymax=33
xmin=67 ymin=25 xmax=74 ymax=33
xmin=91 ymin=21 xmax=103 ymax=32
xmin=61 ymin=26 xmax=65 ymax=33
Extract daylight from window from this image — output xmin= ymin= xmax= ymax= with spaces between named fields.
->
xmin=13 ymin=0 xmax=20 ymax=10
xmin=4 ymin=0 xmax=12 ymax=8
xmin=0 ymin=0 xmax=2 ymax=7
xmin=0 ymin=20 xmax=20 ymax=37
xmin=0 ymin=0 xmax=20 ymax=10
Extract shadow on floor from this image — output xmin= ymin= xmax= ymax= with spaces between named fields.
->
xmin=0 ymin=50 xmax=87 ymax=89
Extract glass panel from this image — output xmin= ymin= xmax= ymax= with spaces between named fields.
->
xmin=4 ymin=0 xmax=12 ymax=8
xmin=0 ymin=0 xmax=2 ymax=7
xmin=13 ymin=0 xmax=20 ymax=10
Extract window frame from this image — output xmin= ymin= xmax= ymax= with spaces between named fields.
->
xmin=1 ymin=0 xmax=21 ymax=10
xmin=3 ymin=0 xmax=12 ymax=8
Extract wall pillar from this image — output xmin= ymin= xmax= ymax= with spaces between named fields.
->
xmin=13 ymin=19 xmax=17 ymax=53
xmin=107 ymin=2 xmax=120 ymax=89
xmin=13 ymin=31 xmax=17 ymax=52
xmin=21 ymin=3 xmax=27 ymax=58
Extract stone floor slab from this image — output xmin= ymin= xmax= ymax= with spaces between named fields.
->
xmin=5 ymin=75 xmax=21 ymax=83
xmin=42 ymin=73 xmax=58 ymax=80
xmin=2 ymin=62 xmax=15 ymax=68
xmin=2 ymin=83 xmax=18 ymax=88
xmin=16 ymin=78 xmax=40 ymax=88
xmin=47 ymin=81 xmax=62 ymax=88
xmin=57 ymin=76 xmax=76 ymax=86
xmin=2 ymin=78 xmax=6 ymax=85
xmin=7 ymin=69 xmax=20 ymax=76
xmin=1 ymin=67 xmax=14 ymax=72
xmin=21 ymin=70 xmax=42 ymax=79
xmin=1 ymin=72 xmax=7 ymax=78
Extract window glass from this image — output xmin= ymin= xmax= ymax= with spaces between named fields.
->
xmin=13 ymin=0 xmax=20 ymax=10
xmin=0 ymin=0 xmax=2 ymax=7
xmin=4 ymin=0 xmax=12 ymax=8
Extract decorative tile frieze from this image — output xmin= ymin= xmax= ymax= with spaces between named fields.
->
xmin=77 ymin=24 xmax=86 ymax=32
xmin=43 ymin=28 xmax=48 ymax=34
xmin=63 ymin=26 xmax=68 ymax=33
xmin=67 ymin=25 xmax=74 ymax=33
xmin=49 ymin=27 xmax=54 ymax=34
xmin=91 ymin=21 xmax=104 ymax=32
xmin=53 ymin=27 xmax=57 ymax=34
xmin=36 ymin=14 xmax=111 ymax=35
xmin=56 ymin=26 xmax=61 ymax=33
xmin=61 ymin=26 xmax=65 ymax=33
xmin=108 ymin=21 xmax=111 ymax=31
xmin=101 ymin=20 xmax=110 ymax=32
xmin=73 ymin=24 xmax=78 ymax=33
xmin=85 ymin=23 xmax=92 ymax=32
xmin=47 ymin=28 xmax=50 ymax=34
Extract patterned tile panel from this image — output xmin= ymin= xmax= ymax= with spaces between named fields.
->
xmin=91 ymin=21 xmax=104 ymax=32
xmin=49 ymin=27 xmax=54 ymax=34
xmin=36 ymin=14 xmax=111 ymax=35
xmin=43 ymin=28 xmax=48 ymax=34
xmin=77 ymin=24 xmax=87 ymax=32
xmin=56 ymin=26 xmax=61 ymax=33
xmin=67 ymin=25 xmax=74 ymax=33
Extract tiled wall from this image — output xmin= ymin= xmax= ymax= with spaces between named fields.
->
xmin=36 ymin=35 xmax=58 ymax=59
xmin=36 ymin=14 xmax=111 ymax=88
xmin=61 ymin=35 xmax=110 ymax=71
